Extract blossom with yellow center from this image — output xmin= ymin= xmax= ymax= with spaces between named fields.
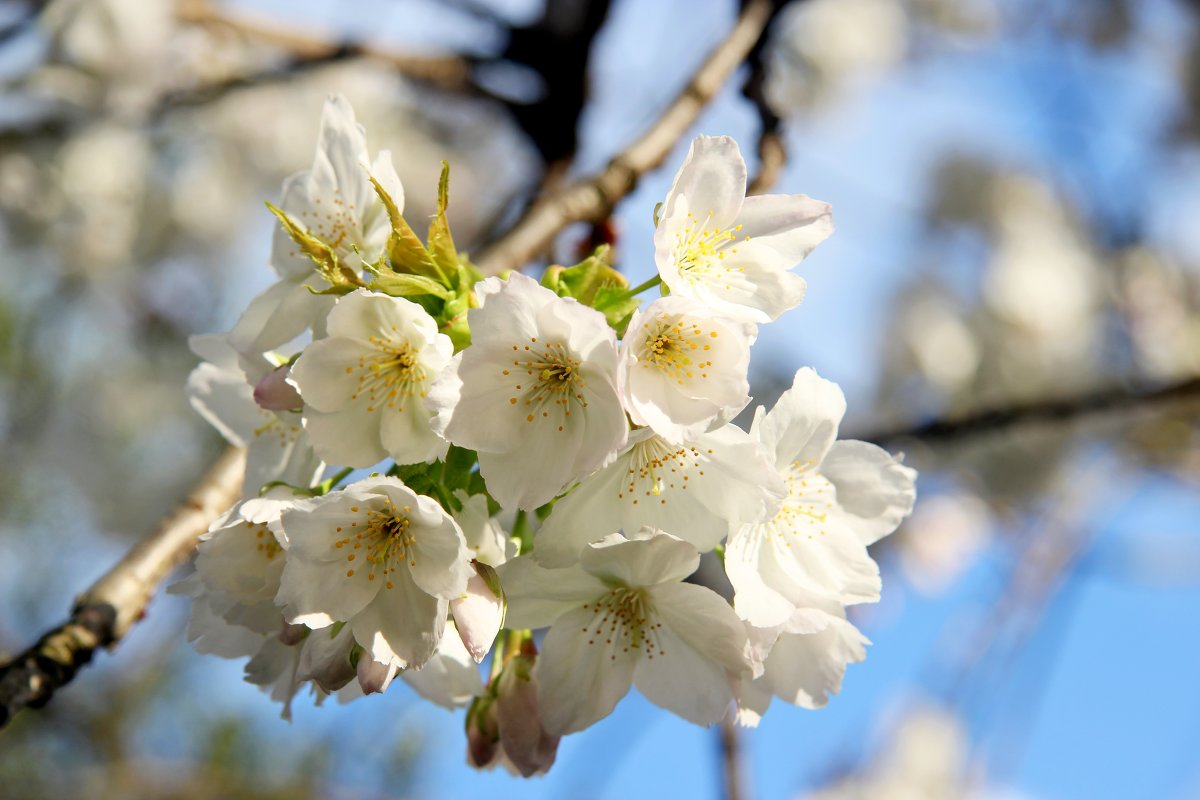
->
xmin=290 ymin=290 xmax=454 ymax=469
xmin=619 ymin=295 xmax=754 ymax=443
xmin=725 ymin=368 xmax=917 ymax=628
xmin=276 ymin=476 xmax=473 ymax=668
xmin=533 ymin=424 xmax=785 ymax=567
xmin=654 ymin=135 xmax=834 ymax=324
xmin=438 ymin=273 xmax=628 ymax=510
xmin=500 ymin=533 xmax=753 ymax=735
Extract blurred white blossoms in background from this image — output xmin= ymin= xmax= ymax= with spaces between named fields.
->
xmin=180 ymin=95 xmax=916 ymax=776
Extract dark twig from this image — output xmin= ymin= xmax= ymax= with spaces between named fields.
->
xmin=719 ymin=713 xmax=747 ymax=800
xmin=0 ymin=447 xmax=245 ymax=728
xmin=855 ymin=375 xmax=1200 ymax=446
xmin=475 ymin=0 xmax=778 ymax=275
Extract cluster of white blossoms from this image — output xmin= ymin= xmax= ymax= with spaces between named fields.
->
xmin=181 ymin=96 xmax=917 ymax=776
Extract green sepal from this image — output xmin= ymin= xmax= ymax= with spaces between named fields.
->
xmin=425 ymin=162 xmax=459 ymax=284
xmin=591 ymin=285 xmax=641 ymax=337
xmin=540 ymin=245 xmax=625 ymax=304
xmin=365 ymin=262 xmax=453 ymax=300
xmin=371 ymin=177 xmax=446 ymax=283
xmin=540 ymin=245 xmax=640 ymax=334
xmin=265 ymin=201 xmax=362 ymax=289
xmin=302 ymin=282 xmax=357 ymax=297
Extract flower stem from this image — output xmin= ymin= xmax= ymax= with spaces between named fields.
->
xmin=625 ymin=274 xmax=662 ymax=298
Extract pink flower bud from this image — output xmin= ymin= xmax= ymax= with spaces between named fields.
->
xmin=278 ymin=619 xmax=308 ymax=646
xmin=296 ymin=624 xmax=355 ymax=692
xmin=493 ymin=649 xmax=559 ymax=777
xmin=450 ymin=563 xmax=504 ymax=663
xmin=356 ymin=655 xmax=400 ymax=695
xmin=466 ymin=696 xmax=500 ymax=769
xmin=253 ymin=364 xmax=303 ymax=411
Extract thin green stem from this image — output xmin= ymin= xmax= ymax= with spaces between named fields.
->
xmin=625 ymin=274 xmax=662 ymax=297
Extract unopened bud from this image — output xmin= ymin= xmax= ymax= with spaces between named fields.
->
xmin=253 ymin=364 xmax=303 ymax=412
xmin=466 ymin=696 xmax=500 ymax=768
xmin=356 ymin=655 xmax=400 ymax=695
xmin=278 ymin=619 xmax=309 ymax=646
xmin=451 ymin=562 xmax=504 ymax=663
xmin=494 ymin=648 xmax=559 ymax=777
xmin=296 ymin=624 xmax=356 ymax=692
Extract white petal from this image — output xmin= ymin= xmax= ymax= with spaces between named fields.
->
xmin=733 ymin=193 xmax=834 ymax=265
xmin=632 ymin=622 xmax=735 ymax=726
xmin=401 ymin=621 xmax=483 ymax=708
xmin=580 ymin=533 xmax=700 ymax=588
xmin=752 ymin=367 xmax=845 ymax=471
xmin=650 ymin=582 xmax=751 ymax=675
xmin=276 ymin=553 xmax=378 ymax=628
xmin=821 ymin=440 xmax=918 ymax=545
xmin=760 ymin=613 xmax=868 ymax=709
xmin=534 ymin=606 xmax=638 ymax=735
xmin=351 ymin=574 xmax=445 ymax=668
xmin=661 ymin=135 xmax=747 ymax=230
xmin=499 ymin=556 xmax=607 ymax=630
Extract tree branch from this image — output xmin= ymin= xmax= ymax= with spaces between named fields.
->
xmin=0 ymin=446 xmax=245 ymax=728
xmin=474 ymin=0 xmax=777 ymax=275
xmin=718 ymin=713 xmax=747 ymax=800
xmin=854 ymin=375 xmax=1200 ymax=446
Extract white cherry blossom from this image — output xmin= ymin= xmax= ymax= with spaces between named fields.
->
xmin=501 ymin=533 xmax=752 ymax=735
xmin=619 ymin=295 xmax=754 ymax=443
xmin=735 ymin=605 xmax=868 ymax=726
xmin=655 ymin=135 xmax=833 ymax=323
xmin=400 ymin=620 xmax=485 ymax=709
xmin=289 ymin=290 xmax=455 ymax=468
xmin=725 ymin=368 xmax=917 ymax=627
xmin=230 ymin=95 xmax=404 ymax=354
xmin=186 ymin=334 xmax=323 ymax=495
xmin=533 ymin=423 xmax=785 ymax=567
xmin=438 ymin=273 xmax=628 ymax=510
xmin=275 ymin=476 xmax=473 ymax=669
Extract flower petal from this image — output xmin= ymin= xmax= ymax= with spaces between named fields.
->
xmin=821 ymin=440 xmax=918 ymax=545
xmin=534 ymin=606 xmax=638 ymax=736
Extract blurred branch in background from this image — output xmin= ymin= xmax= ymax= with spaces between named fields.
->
xmin=476 ymin=0 xmax=777 ymax=274
xmin=857 ymin=374 xmax=1200 ymax=447
xmin=0 ymin=447 xmax=244 ymax=728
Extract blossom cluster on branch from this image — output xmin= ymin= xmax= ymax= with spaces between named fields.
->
xmin=180 ymin=95 xmax=917 ymax=777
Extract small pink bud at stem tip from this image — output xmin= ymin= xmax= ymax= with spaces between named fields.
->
xmin=451 ymin=566 xmax=504 ymax=663
xmin=254 ymin=364 xmax=303 ymax=412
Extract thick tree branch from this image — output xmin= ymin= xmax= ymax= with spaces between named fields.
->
xmin=855 ymin=375 xmax=1200 ymax=446
xmin=0 ymin=447 xmax=245 ymax=728
xmin=474 ymin=0 xmax=777 ymax=275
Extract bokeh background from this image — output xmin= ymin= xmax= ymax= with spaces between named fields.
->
xmin=1 ymin=0 xmax=1199 ymax=797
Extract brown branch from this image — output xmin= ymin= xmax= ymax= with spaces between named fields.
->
xmin=853 ymin=375 xmax=1200 ymax=447
xmin=474 ymin=0 xmax=777 ymax=275
xmin=0 ymin=446 xmax=245 ymax=728
xmin=163 ymin=1 xmax=473 ymax=109
xmin=718 ymin=713 xmax=747 ymax=800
